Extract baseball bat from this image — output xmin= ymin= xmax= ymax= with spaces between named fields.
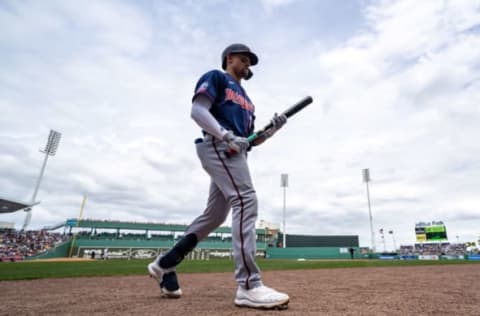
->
xmin=247 ymin=95 xmax=313 ymax=143
xmin=225 ymin=96 xmax=313 ymax=157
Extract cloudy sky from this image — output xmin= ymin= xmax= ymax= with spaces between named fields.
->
xmin=1 ymin=0 xmax=479 ymax=250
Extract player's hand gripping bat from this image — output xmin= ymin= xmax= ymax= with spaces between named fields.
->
xmin=248 ymin=95 xmax=313 ymax=142
xmin=226 ymin=96 xmax=313 ymax=157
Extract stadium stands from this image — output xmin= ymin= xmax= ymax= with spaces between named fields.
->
xmin=399 ymin=243 xmax=467 ymax=256
xmin=0 ymin=229 xmax=68 ymax=261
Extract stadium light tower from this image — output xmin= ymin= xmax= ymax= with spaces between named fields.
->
xmin=22 ymin=129 xmax=62 ymax=230
xmin=389 ymin=230 xmax=397 ymax=252
xmin=281 ymin=173 xmax=288 ymax=248
xmin=362 ymin=168 xmax=376 ymax=253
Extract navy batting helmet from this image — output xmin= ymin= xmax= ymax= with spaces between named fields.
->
xmin=221 ymin=43 xmax=258 ymax=70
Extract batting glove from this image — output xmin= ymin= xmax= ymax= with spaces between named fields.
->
xmin=271 ymin=113 xmax=287 ymax=130
xmin=223 ymin=131 xmax=250 ymax=154
xmin=264 ymin=113 xmax=287 ymax=138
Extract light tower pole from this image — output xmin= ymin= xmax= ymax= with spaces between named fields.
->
xmin=22 ymin=130 xmax=62 ymax=230
xmin=389 ymin=230 xmax=397 ymax=252
xmin=362 ymin=168 xmax=375 ymax=253
xmin=281 ymin=173 xmax=288 ymax=248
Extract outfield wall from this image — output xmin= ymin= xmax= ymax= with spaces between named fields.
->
xmin=266 ymin=247 xmax=359 ymax=259
xmin=65 ymin=239 xmax=267 ymax=260
xmin=70 ymin=239 xmax=266 ymax=250
xmin=75 ymin=246 xmax=265 ymax=260
xmin=26 ymin=240 xmax=71 ymax=260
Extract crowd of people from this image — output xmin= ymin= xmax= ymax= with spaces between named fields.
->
xmin=0 ymin=229 xmax=68 ymax=261
xmin=399 ymin=243 xmax=468 ymax=256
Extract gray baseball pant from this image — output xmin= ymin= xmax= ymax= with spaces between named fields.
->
xmin=185 ymin=134 xmax=262 ymax=290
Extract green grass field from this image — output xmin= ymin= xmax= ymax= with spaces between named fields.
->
xmin=1 ymin=259 xmax=479 ymax=281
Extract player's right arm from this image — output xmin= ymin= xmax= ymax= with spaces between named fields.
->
xmin=191 ymin=70 xmax=250 ymax=154
xmin=190 ymin=95 xmax=227 ymax=140
xmin=191 ymin=97 xmax=249 ymax=153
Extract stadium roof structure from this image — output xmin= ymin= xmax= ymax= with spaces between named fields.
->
xmin=0 ymin=197 xmax=39 ymax=214
xmin=63 ymin=218 xmax=268 ymax=235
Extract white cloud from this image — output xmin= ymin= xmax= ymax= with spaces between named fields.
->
xmin=260 ymin=0 xmax=298 ymax=13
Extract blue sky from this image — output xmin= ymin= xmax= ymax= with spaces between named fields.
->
xmin=1 ymin=0 xmax=479 ymax=250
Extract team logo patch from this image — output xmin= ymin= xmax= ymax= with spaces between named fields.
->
xmin=225 ymin=88 xmax=254 ymax=111
xmin=196 ymin=81 xmax=209 ymax=93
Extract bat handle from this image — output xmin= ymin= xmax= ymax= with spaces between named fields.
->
xmin=247 ymin=133 xmax=258 ymax=143
xmin=225 ymin=133 xmax=258 ymax=157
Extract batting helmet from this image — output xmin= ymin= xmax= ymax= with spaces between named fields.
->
xmin=221 ymin=43 xmax=258 ymax=70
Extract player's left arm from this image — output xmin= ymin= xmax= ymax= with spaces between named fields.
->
xmin=251 ymin=113 xmax=287 ymax=146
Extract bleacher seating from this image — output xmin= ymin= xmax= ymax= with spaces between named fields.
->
xmin=0 ymin=229 xmax=68 ymax=261
xmin=399 ymin=243 xmax=467 ymax=256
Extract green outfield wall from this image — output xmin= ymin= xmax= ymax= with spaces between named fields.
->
xmin=69 ymin=238 xmax=266 ymax=250
xmin=266 ymin=247 xmax=359 ymax=259
xmin=27 ymin=240 xmax=71 ymax=260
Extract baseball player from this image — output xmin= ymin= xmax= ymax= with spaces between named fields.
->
xmin=148 ymin=43 xmax=289 ymax=309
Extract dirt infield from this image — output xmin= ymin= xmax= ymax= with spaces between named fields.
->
xmin=1 ymin=264 xmax=479 ymax=315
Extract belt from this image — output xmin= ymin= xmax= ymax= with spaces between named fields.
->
xmin=194 ymin=133 xmax=214 ymax=144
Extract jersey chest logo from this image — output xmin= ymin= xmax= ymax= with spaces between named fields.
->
xmin=225 ymin=88 xmax=254 ymax=112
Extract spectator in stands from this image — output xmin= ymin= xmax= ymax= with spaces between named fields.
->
xmin=0 ymin=229 xmax=68 ymax=261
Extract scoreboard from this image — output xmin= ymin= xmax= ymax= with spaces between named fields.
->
xmin=415 ymin=221 xmax=448 ymax=242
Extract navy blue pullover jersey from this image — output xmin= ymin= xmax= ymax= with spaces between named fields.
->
xmin=192 ymin=70 xmax=255 ymax=137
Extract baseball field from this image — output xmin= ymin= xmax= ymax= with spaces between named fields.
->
xmin=1 ymin=259 xmax=479 ymax=315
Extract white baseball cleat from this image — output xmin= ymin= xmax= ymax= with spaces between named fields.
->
xmin=148 ymin=257 xmax=182 ymax=298
xmin=234 ymin=285 xmax=289 ymax=309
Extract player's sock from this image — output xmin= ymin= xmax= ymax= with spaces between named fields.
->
xmin=159 ymin=233 xmax=198 ymax=269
